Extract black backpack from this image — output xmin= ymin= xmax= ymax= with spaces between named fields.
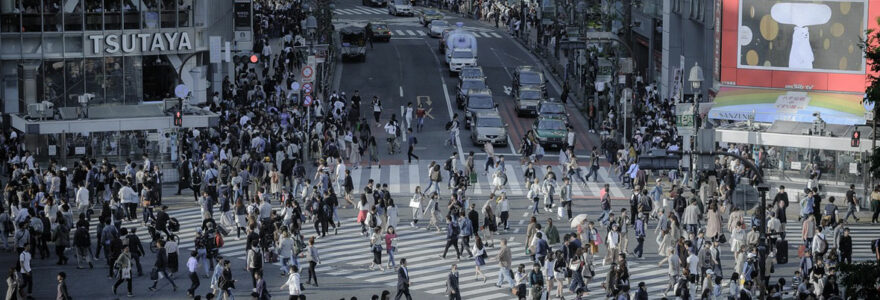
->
xmin=445 ymin=121 xmax=453 ymax=130
xmin=253 ymin=250 xmax=263 ymax=269
xmin=444 ymin=159 xmax=452 ymax=171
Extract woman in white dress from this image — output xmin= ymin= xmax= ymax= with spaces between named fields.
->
xmin=385 ymin=200 xmax=399 ymax=231
xmin=349 ymin=137 xmax=362 ymax=169
xmin=491 ymin=170 xmax=505 ymax=195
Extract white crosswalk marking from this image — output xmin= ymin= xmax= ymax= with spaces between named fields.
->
xmin=390 ymin=165 xmax=401 ymax=194
xmin=335 ymin=8 xmax=387 ymax=15
xmin=416 ymin=30 xmax=427 ymax=36
xmin=408 ymin=163 xmax=420 ymax=194
xmin=489 ymin=32 xmax=502 ymax=38
xmin=394 ymin=30 xmax=406 ymax=36
xmin=405 ymin=30 xmax=416 ymax=35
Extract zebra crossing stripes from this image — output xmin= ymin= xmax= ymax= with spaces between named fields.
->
xmin=335 ymin=7 xmax=387 ymax=15
xmin=346 ymin=160 xmax=625 ymax=198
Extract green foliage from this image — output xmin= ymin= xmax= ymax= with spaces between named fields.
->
xmin=862 ymin=23 xmax=880 ymax=178
xmin=837 ymin=260 xmax=880 ymax=300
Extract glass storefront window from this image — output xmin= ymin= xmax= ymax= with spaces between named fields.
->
xmin=21 ymin=1 xmax=41 ymax=32
xmin=64 ymin=6 xmax=82 ymax=31
xmin=123 ymin=0 xmax=140 ymax=29
xmin=84 ymin=57 xmax=104 ymax=104
xmin=38 ymin=60 xmax=65 ymax=105
xmin=104 ymin=57 xmax=123 ymax=104
xmin=142 ymin=55 xmax=174 ymax=101
xmin=105 ymin=0 xmax=121 ymax=30
xmin=160 ymin=0 xmax=176 ymax=28
xmin=123 ymin=56 xmax=143 ymax=104
xmin=65 ymin=58 xmax=85 ymax=107
xmin=42 ymin=0 xmax=61 ymax=32
xmin=178 ymin=0 xmax=192 ymax=27
xmin=1 ymin=0 xmax=21 ymax=32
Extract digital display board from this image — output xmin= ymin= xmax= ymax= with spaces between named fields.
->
xmin=234 ymin=3 xmax=252 ymax=29
xmin=721 ymin=0 xmax=880 ymax=93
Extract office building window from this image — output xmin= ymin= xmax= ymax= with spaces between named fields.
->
xmin=43 ymin=0 xmax=62 ymax=32
xmin=84 ymin=57 xmax=104 ymax=104
xmin=65 ymin=58 xmax=85 ymax=107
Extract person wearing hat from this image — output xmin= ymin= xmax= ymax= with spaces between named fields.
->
xmin=633 ymin=281 xmax=648 ymax=300
xmin=701 ymin=269 xmax=715 ymax=297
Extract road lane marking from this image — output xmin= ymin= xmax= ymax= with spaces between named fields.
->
xmin=416 ymin=30 xmax=427 ymax=36
xmin=400 ymin=86 xmax=404 ymax=97
xmin=395 ymin=30 xmax=406 ymax=35
xmin=405 ymin=30 xmax=416 ymax=35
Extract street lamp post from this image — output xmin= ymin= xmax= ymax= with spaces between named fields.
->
xmin=688 ymin=62 xmax=703 ymax=189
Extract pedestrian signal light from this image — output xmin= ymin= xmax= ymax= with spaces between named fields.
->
xmin=851 ymin=130 xmax=860 ymax=148
xmin=249 ymin=55 xmax=258 ymax=63
xmin=173 ymin=111 xmax=183 ymax=127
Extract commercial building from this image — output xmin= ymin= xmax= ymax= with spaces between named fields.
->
xmin=0 ymin=0 xmax=246 ymax=162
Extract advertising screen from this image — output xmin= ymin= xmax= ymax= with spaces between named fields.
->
xmin=721 ymin=0 xmax=880 ymax=93
xmin=737 ymin=0 xmax=865 ymax=73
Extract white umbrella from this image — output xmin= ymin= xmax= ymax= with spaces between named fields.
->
xmin=570 ymin=214 xmax=588 ymax=228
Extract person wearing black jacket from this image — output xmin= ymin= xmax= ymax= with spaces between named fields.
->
xmin=281 ymin=155 xmax=294 ymax=189
xmin=177 ymin=156 xmax=191 ymax=195
xmin=148 ymin=240 xmax=177 ymax=291
xmin=446 ymin=264 xmax=460 ymax=300
xmin=155 ymin=206 xmax=171 ymax=239
xmin=467 ymin=204 xmax=479 ymax=235
xmin=126 ymin=228 xmax=145 ymax=276
xmin=839 ymin=228 xmax=852 ymax=264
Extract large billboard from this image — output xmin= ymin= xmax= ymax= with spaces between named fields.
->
xmin=721 ymin=0 xmax=880 ymax=93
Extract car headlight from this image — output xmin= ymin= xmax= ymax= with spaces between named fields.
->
xmin=536 ymin=135 xmax=547 ymax=141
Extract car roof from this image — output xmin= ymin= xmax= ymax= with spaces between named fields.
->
xmin=422 ymin=9 xmax=439 ymax=14
xmin=475 ymin=111 xmax=502 ymax=118
xmin=369 ymin=21 xmax=388 ymax=26
xmin=518 ymin=86 xmax=542 ymax=92
xmin=460 ymin=77 xmax=486 ymax=84
xmin=539 ymin=100 xmax=564 ymax=107
xmin=467 ymin=88 xmax=492 ymax=96
xmin=515 ymin=66 xmax=539 ymax=72
xmin=537 ymin=114 xmax=567 ymax=121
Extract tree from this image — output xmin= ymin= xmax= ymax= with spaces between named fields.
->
xmin=837 ymin=260 xmax=880 ymax=300
xmin=861 ymin=22 xmax=880 ymax=179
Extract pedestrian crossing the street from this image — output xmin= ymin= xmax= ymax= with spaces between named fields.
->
xmin=92 ymin=205 xmax=677 ymax=299
xmin=740 ymin=218 xmax=880 ymax=262
xmin=344 ymin=160 xmax=627 ymax=199
xmin=335 ymin=7 xmax=389 ymax=15
xmin=385 ymin=29 xmax=503 ymax=38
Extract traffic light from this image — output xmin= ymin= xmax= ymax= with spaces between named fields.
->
xmin=851 ymin=130 xmax=860 ymax=147
xmin=173 ymin=111 xmax=183 ymax=127
xmin=249 ymin=54 xmax=258 ymax=64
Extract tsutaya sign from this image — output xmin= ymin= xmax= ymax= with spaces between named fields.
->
xmin=86 ymin=30 xmax=195 ymax=56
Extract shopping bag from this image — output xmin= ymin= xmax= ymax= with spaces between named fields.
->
xmin=557 ymin=206 xmax=564 ymax=218
xmin=409 ymin=198 xmax=420 ymax=208
xmin=798 ymin=244 xmax=806 ymax=258
xmin=470 ymin=172 xmax=478 ymax=184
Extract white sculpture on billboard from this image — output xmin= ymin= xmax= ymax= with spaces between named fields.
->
xmin=770 ymin=2 xmax=832 ymax=70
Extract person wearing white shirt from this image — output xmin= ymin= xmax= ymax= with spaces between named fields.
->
xmin=603 ymin=224 xmax=621 ymax=266
xmin=186 ymin=250 xmax=200 ymax=297
xmin=19 ymin=244 xmax=32 ymax=297
xmin=687 ymin=250 xmax=699 ymax=286
xmin=280 ymin=265 xmax=302 ymax=297
xmin=76 ymin=183 xmax=91 ymax=220
xmin=118 ymin=183 xmax=139 ymax=221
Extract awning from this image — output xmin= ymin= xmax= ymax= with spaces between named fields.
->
xmin=707 ymin=86 xmax=867 ymax=125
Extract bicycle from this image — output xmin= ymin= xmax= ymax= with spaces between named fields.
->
xmin=147 ymin=220 xmax=180 ymax=253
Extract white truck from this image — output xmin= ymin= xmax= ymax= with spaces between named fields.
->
xmin=444 ymin=23 xmax=478 ymax=75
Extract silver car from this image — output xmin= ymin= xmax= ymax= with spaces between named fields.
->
xmin=428 ymin=20 xmax=449 ymax=37
xmin=471 ymin=112 xmax=508 ymax=146
xmin=464 ymin=89 xmax=497 ymax=129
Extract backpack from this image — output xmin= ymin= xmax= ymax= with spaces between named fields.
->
xmin=74 ymin=227 xmax=89 ymax=246
xmin=817 ymin=236 xmax=827 ymax=254
xmin=451 ymin=222 xmax=460 ymax=236
xmin=30 ymin=218 xmax=43 ymax=233
xmin=445 ymin=121 xmax=453 ymax=130
xmin=252 ymin=250 xmax=263 ymax=269
xmin=674 ymin=278 xmax=687 ymax=296
xmin=214 ymin=231 xmax=225 ymax=248
xmin=444 ymin=159 xmax=452 ymax=171
xmin=128 ymin=234 xmax=140 ymax=254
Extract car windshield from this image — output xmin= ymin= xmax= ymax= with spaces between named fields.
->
xmin=452 ymin=50 xmax=473 ymax=58
xmin=393 ymin=0 xmax=408 ymax=5
xmin=372 ymin=24 xmax=387 ymax=30
xmin=423 ymin=9 xmax=437 ymax=15
xmin=538 ymin=119 xmax=566 ymax=131
xmin=540 ymin=103 xmax=565 ymax=114
xmin=520 ymin=72 xmax=542 ymax=85
xmin=476 ymin=117 xmax=504 ymax=127
xmin=519 ymin=90 xmax=542 ymax=100
xmin=432 ymin=21 xmax=449 ymax=27
xmin=461 ymin=80 xmax=486 ymax=91
xmin=468 ymin=96 xmax=494 ymax=109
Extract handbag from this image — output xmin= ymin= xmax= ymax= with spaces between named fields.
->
xmin=718 ymin=234 xmax=727 ymax=244
xmin=150 ymin=267 xmax=159 ymax=280
xmin=408 ymin=197 xmax=420 ymax=208
xmin=557 ymin=207 xmax=564 ymax=218
xmin=470 ymin=172 xmax=478 ymax=184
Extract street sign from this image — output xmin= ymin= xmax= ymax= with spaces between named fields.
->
xmin=676 ymin=115 xmax=695 ymax=128
xmin=301 ymin=65 xmax=314 ymax=82
xmin=290 ymin=81 xmax=300 ymax=91
xmin=303 ymin=95 xmax=313 ymax=106
xmin=302 ymin=83 xmax=313 ymax=95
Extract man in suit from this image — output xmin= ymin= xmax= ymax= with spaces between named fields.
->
xmin=395 ymin=258 xmax=412 ymax=300
xmin=446 ymin=264 xmax=460 ymax=300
